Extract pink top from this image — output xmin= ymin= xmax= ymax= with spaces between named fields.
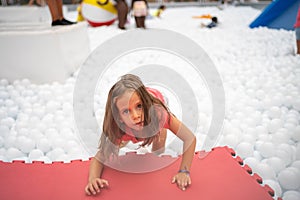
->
xmin=119 ymin=87 xmax=171 ymax=144
xmin=295 ymin=7 xmax=300 ymax=28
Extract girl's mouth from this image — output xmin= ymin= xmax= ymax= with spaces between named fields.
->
xmin=135 ymin=121 xmax=144 ymax=127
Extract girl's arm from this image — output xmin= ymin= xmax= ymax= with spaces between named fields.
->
xmin=169 ymin=115 xmax=196 ymax=190
xmin=85 ymin=153 xmax=109 ymax=195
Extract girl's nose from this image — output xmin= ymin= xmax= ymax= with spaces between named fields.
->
xmin=131 ymin=109 xmax=140 ymax=120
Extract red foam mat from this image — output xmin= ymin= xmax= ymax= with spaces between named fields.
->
xmin=0 ymin=147 xmax=280 ymax=200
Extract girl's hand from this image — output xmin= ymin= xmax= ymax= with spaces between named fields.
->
xmin=85 ymin=178 xmax=109 ymax=195
xmin=171 ymin=172 xmax=191 ymax=191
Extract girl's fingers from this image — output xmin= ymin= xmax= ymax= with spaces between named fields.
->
xmin=88 ymin=183 xmax=97 ymax=195
xmin=96 ymin=179 xmax=106 ymax=188
xmin=92 ymin=182 xmax=100 ymax=193
xmin=188 ymin=177 xmax=192 ymax=185
xmin=85 ymin=179 xmax=109 ymax=196
xmin=171 ymin=176 xmax=176 ymax=183
xmin=171 ymin=175 xmax=191 ymax=190
xmin=101 ymin=179 xmax=109 ymax=187
xmin=85 ymin=185 xmax=92 ymax=195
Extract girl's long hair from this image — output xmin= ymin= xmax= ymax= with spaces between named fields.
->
xmin=98 ymin=74 xmax=170 ymax=161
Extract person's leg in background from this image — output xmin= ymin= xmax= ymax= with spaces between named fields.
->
xmin=116 ymin=0 xmax=128 ymax=29
xmin=296 ymin=27 xmax=300 ymax=54
xmin=47 ymin=0 xmax=76 ymax=26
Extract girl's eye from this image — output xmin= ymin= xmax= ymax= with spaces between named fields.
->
xmin=137 ymin=104 xmax=143 ymax=109
xmin=123 ymin=109 xmax=129 ymax=114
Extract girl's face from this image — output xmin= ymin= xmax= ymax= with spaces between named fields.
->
xmin=116 ymin=90 xmax=144 ymax=131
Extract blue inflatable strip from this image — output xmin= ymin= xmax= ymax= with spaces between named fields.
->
xmin=249 ymin=0 xmax=300 ymax=30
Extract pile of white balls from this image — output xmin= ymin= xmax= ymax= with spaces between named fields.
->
xmin=0 ymin=78 xmax=89 ymax=163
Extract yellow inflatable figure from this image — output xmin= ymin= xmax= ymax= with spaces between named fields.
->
xmin=77 ymin=4 xmax=85 ymax=22
xmin=81 ymin=0 xmax=117 ymax=27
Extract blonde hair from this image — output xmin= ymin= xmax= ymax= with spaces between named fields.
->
xmin=98 ymin=74 xmax=170 ymax=161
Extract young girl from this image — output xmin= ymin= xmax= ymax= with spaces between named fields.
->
xmin=153 ymin=5 xmax=166 ymax=18
xmin=85 ymin=74 xmax=196 ymax=195
xmin=131 ymin=0 xmax=148 ymax=28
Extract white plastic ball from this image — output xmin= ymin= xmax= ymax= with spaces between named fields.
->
xmin=4 ymin=135 xmax=16 ymax=149
xmin=5 ymin=99 xmax=14 ymax=107
xmin=7 ymin=106 xmax=18 ymax=119
xmin=16 ymin=113 xmax=29 ymax=122
xmin=235 ymin=142 xmax=254 ymax=158
xmin=0 ymin=108 xmax=7 ymax=120
xmin=286 ymin=117 xmax=299 ymax=126
xmin=267 ymin=118 xmax=283 ymax=133
xmin=52 ymin=138 xmax=65 ymax=149
xmin=285 ymin=122 xmax=297 ymax=133
xmin=258 ymin=142 xmax=275 ymax=158
xmin=276 ymin=149 xmax=293 ymax=166
xmin=293 ymin=99 xmax=300 ymax=111
xmin=255 ymin=163 xmax=276 ymax=180
xmin=62 ymin=102 xmax=73 ymax=115
xmin=45 ymin=128 xmax=60 ymax=141
xmin=68 ymin=147 xmax=85 ymax=158
xmin=6 ymin=147 xmax=25 ymax=160
xmin=272 ymin=131 xmax=290 ymax=144
xmin=278 ymin=167 xmax=300 ymax=190
xmin=46 ymin=148 xmax=65 ymax=161
xmin=36 ymin=123 xmax=47 ymax=133
xmin=253 ymin=150 xmax=263 ymax=161
xmin=291 ymin=160 xmax=300 ymax=169
xmin=28 ymin=129 xmax=43 ymax=142
xmin=37 ymin=138 xmax=51 ymax=153
xmin=263 ymin=179 xmax=282 ymax=198
xmin=18 ymin=128 xmax=29 ymax=136
xmin=32 ymin=105 xmax=46 ymax=119
xmin=264 ymin=157 xmax=286 ymax=174
xmin=244 ymin=157 xmax=259 ymax=172
xmin=0 ymin=125 xmax=10 ymax=138
xmin=249 ymin=112 xmax=262 ymax=126
xmin=0 ymin=91 xmax=9 ymax=100
xmin=268 ymin=106 xmax=282 ymax=119
xmin=283 ymin=191 xmax=300 ymax=200
xmin=223 ymin=134 xmax=240 ymax=149
xmin=1 ymin=117 xmax=15 ymax=128
xmin=39 ymin=90 xmax=52 ymax=101
xmin=255 ymin=125 xmax=268 ymax=135
xmin=16 ymin=136 xmax=36 ymax=153
xmin=0 ymin=148 xmax=6 ymax=157
xmin=241 ymin=134 xmax=256 ymax=145
xmin=28 ymin=149 xmax=44 ymax=161
xmin=0 ymin=79 xmax=9 ymax=86
xmin=46 ymin=101 xmax=60 ymax=113
xmin=255 ymin=89 xmax=265 ymax=100
xmin=60 ymin=128 xmax=75 ymax=140
xmin=65 ymin=140 xmax=79 ymax=154
xmin=55 ymin=154 xmax=70 ymax=162
xmin=29 ymin=116 xmax=41 ymax=128
xmin=255 ymin=140 xmax=263 ymax=150
xmin=20 ymin=78 xmax=31 ymax=86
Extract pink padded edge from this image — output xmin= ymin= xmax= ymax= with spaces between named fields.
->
xmin=0 ymin=146 xmax=280 ymax=200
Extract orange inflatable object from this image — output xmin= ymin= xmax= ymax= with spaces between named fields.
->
xmin=0 ymin=147 xmax=282 ymax=200
xmin=192 ymin=14 xmax=213 ymax=19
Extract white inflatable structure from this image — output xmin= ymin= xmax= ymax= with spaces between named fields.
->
xmin=0 ymin=6 xmax=90 ymax=84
